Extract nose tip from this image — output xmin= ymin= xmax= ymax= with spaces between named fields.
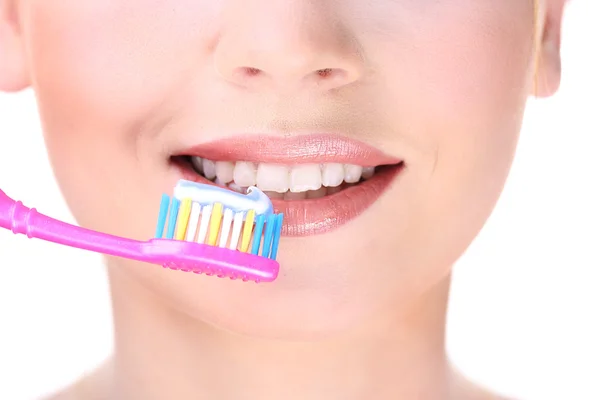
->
xmin=212 ymin=6 xmax=364 ymax=92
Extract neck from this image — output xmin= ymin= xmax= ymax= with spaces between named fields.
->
xmin=106 ymin=267 xmax=453 ymax=400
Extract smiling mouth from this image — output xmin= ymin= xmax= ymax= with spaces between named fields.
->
xmin=173 ymin=155 xmax=396 ymax=201
xmin=169 ymin=134 xmax=404 ymax=236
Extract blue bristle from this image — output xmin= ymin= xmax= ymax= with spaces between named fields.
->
xmin=261 ymin=214 xmax=276 ymax=258
xmin=269 ymin=213 xmax=284 ymax=260
xmin=251 ymin=215 xmax=265 ymax=255
xmin=155 ymin=194 xmax=171 ymax=238
xmin=165 ymin=198 xmax=181 ymax=239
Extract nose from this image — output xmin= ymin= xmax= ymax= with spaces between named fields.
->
xmin=213 ymin=1 xmax=364 ymax=92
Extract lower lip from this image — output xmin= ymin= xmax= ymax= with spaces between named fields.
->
xmin=174 ymin=162 xmax=403 ymax=237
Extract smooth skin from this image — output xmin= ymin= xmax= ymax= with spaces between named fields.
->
xmin=0 ymin=0 xmax=565 ymax=399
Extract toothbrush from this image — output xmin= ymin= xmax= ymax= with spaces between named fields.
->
xmin=0 ymin=180 xmax=282 ymax=282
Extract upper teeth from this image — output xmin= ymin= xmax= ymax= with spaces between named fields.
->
xmin=191 ymin=157 xmax=376 ymax=193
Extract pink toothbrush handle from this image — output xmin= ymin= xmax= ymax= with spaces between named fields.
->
xmin=0 ymin=188 xmax=147 ymax=259
xmin=0 ymin=188 xmax=279 ymax=282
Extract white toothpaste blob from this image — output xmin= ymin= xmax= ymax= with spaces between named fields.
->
xmin=173 ymin=179 xmax=273 ymax=216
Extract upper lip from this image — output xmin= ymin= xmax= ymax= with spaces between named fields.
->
xmin=174 ymin=134 xmax=402 ymax=166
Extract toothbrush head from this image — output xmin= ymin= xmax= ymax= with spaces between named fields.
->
xmin=153 ymin=180 xmax=284 ymax=282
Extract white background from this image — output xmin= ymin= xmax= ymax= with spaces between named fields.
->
xmin=0 ymin=2 xmax=598 ymax=399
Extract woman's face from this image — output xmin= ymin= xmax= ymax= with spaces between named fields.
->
xmin=2 ymin=0 xmax=562 ymax=337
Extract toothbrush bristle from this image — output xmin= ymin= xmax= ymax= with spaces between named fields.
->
xmin=270 ymin=213 xmax=284 ymax=260
xmin=185 ymin=202 xmax=201 ymax=241
xmin=251 ymin=215 xmax=265 ymax=255
xmin=219 ymin=208 xmax=234 ymax=248
xmin=208 ymin=202 xmax=223 ymax=246
xmin=197 ymin=204 xmax=212 ymax=244
xmin=229 ymin=212 xmax=244 ymax=250
xmin=262 ymin=214 xmax=276 ymax=258
xmin=155 ymin=194 xmax=170 ymax=238
xmin=165 ymin=198 xmax=180 ymax=239
xmin=175 ymin=198 xmax=192 ymax=240
xmin=241 ymin=209 xmax=255 ymax=252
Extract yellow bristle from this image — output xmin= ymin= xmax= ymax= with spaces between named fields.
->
xmin=175 ymin=198 xmax=192 ymax=240
xmin=207 ymin=202 xmax=223 ymax=246
xmin=240 ymin=210 xmax=255 ymax=252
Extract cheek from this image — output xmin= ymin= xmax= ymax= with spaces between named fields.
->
xmin=22 ymin=1 xmax=217 ymax=141
xmin=421 ymin=7 xmax=533 ymax=220
xmin=389 ymin=5 xmax=533 ymax=186
xmin=372 ymin=2 xmax=534 ymax=142
xmin=354 ymin=2 xmax=535 ymax=210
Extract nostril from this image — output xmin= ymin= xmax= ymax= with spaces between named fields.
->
xmin=243 ymin=67 xmax=262 ymax=77
xmin=316 ymin=68 xmax=333 ymax=78
xmin=225 ymin=67 xmax=265 ymax=86
xmin=310 ymin=68 xmax=353 ymax=89
xmin=228 ymin=67 xmax=264 ymax=81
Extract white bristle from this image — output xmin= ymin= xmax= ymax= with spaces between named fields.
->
xmin=229 ymin=212 xmax=244 ymax=250
xmin=219 ymin=208 xmax=234 ymax=248
xmin=196 ymin=204 xmax=213 ymax=244
xmin=185 ymin=202 xmax=202 ymax=241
